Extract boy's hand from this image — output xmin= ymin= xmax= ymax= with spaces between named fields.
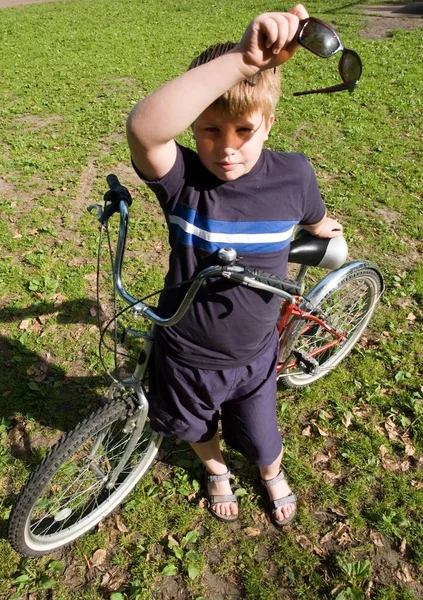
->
xmin=238 ymin=4 xmax=308 ymax=75
xmin=303 ymin=216 xmax=344 ymax=238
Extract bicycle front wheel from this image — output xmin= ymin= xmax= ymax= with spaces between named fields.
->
xmin=277 ymin=263 xmax=383 ymax=389
xmin=8 ymin=397 xmax=162 ymax=557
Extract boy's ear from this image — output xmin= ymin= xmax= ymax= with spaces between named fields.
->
xmin=264 ymin=114 xmax=275 ymax=141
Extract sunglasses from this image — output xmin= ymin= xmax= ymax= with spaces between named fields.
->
xmin=294 ymin=17 xmax=362 ymax=97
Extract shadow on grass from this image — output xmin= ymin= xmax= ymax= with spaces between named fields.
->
xmin=0 ymin=298 xmax=111 ymax=440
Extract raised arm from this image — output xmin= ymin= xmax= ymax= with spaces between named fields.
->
xmin=126 ymin=5 xmax=308 ymax=180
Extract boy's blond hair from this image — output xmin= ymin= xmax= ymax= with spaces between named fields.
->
xmin=189 ymin=42 xmax=281 ymax=119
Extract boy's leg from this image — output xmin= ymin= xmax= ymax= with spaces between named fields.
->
xmin=259 ymin=448 xmax=296 ymax=523
xmin=221 ymin=335 xmax=296 ymax=522
xmin=190 ymin=431 xmax=238 ymax=518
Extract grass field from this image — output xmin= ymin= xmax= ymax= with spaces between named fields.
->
xmin=0 ymin=0 xmax=422 ymax=598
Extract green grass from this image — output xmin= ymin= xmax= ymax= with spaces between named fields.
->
xmin=1 ymin=0 xmax=422 ymax=598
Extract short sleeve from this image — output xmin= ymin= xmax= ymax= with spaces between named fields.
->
xmin=131 ymin=144 xmax=189 ymax=209
xmin=299 ymin=158 xmax=326 ymax=226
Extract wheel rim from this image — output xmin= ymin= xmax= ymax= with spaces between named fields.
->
xmin=279 ymin=272 xmax=379 ymax=384
xmin=24 ymin=419 xmax=160 ymax=552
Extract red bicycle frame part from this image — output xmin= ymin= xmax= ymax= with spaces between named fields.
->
xmin=276 ymin=299 xmax=347 ymax=373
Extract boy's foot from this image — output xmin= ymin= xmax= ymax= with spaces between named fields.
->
xmin=204 ymin=471 xmax=238 ymax=522
xmin=260 ymin=470 xmax=297 ymax=527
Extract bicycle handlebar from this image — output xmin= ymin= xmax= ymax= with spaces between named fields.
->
xmin=99 ymin=175 xmax=302 ymax=327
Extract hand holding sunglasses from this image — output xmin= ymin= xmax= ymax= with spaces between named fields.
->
xmin=294 ymin=17 xmax=362 ymax=96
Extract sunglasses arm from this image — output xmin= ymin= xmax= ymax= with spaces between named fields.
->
xmin=293 ymin=82 xmax=352 ymax=96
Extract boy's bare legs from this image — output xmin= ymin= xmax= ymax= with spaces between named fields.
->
xmin=259 ymin=449 xmax=296 ymax=522
xmin=190 ymin=432 xmax=238 ymax=518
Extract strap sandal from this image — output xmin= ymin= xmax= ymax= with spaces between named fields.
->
xmin=260 ymin=470 xmax=297 ymax=527
xmin=204 ymin=470 xmax=238 ymax=523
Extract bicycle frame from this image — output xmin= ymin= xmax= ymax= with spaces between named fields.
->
xmin=276 ymin=299 xmax=346 ymax=374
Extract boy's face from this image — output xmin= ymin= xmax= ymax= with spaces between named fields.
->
xmin=192 ymin=107 xmax=274 ymax=181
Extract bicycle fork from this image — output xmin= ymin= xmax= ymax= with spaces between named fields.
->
xmin=88 ymin=330 xmax=155 ymax=488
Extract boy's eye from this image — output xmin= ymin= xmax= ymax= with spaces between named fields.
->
xmin=237 ymin=128 xmax=253 ymax=135
xmin=204 ymin=127 xmax=219 ymax=132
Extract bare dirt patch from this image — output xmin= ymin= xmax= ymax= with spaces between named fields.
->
xmin=361 ymin=2 xmax=423 ymax=38
xmin=13 ymin=115 xmax=63 ymax=131
xmin=0 ymin=0 xmax=64 ymax=7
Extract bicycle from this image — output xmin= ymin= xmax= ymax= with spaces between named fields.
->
xmin=8 ymin=175 xmax=384 ymax=557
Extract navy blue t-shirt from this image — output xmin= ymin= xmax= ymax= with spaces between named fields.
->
xmin=135 ymin=144 xmax=325 ymax=369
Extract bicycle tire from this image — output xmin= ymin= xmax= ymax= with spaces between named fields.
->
xmin=8 ymin=396 xmax=162 ymax=557
xmin=277 ymin=263 xmax=383 ymax=389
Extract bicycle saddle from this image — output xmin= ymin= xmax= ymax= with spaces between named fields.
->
xmin=288 ymin=229 xmax=348 ymax=269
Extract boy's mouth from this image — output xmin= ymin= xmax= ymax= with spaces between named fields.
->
xmin=216 ymin=162 xmax=239 ymax=171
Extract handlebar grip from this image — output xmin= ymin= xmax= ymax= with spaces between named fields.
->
xmin=107 ymin=174 xmax=121 ymax=190
xmin=248 ymin=269 xmax=302 ymax=295
xmin=101 ymin=174 xmax=133 ymax=224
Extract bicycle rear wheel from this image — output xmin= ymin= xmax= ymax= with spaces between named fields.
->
xmin=8 ymin=396 xmax=162 ymax=557
xmin=277 ymin=263 xmax=383 ymax=389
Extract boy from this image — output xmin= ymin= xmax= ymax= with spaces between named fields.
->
xmin=127 ymin=5 xmax=343 ymax=525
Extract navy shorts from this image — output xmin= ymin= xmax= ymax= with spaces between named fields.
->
xmin=148 ymin=334 xmax=282 ymax=467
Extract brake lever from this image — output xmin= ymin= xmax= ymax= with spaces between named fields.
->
xmin=87 ymin=203 xmax=104 ymax=223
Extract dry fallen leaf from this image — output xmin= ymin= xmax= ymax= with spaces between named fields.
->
xmin=321 ymin=469 xmax=343 ymax=482
xmin=399 ymin=538 xmax=407 ymax=556
xmin=53 ymin=292 xmax=68 ymax=305
xmin=244 ymin=527 xmax=261 ymax=537
xmin=379 ymin=445 xmax=402 ymax=472
xmin=167 ymin=534 xmax=179 ymax=546
xmin=411 ymin=480 xmax=423 ymax=490
xmin=403 ymin=441 xmax=415 ymax=457
xmin=320 ymin=529 xmax=334 ymax=545
xmin=395 ymin=564 xmax=414 ymax=583
xmin=19 ymin=319 xmax=30 ymax=330
xmin=312 ymin=451 xmax=330 ymax=465
xmin=342 ymin=413 xmax=352 ymax=429
xmin=333 ymin=523 xmax=349 ymax=539
xmin=328 ymin=505 xmax=347 ymax=517
xmin=91 ymin=548 xmax=107 ymax=567
xmin=114 ymin=514 xmax=129 ymax=533
xmin=320 ymin=522 xmax=351 ymax=546
xmin=27 ymin=360 xmax=49 ymax=382
xmin=31 ymin=319 xmax=43 ymax=335
xmin=302 ymin=425 xmax=312 ymax=437
xmin=369 ymin=529 xmax=384 ymax=548
xmin=385 ymin=417 xmax=401 ymax=442
xmin=295 ymin=534 xmax=314 ymax=551
xmin=365 ymin=580 xmax=373 ymax=600
xmin=400 ymin=459 xmax=410 ymax=472
xmin=252 ymin=510 xmax=269 ymax=526
xmin=311 ymin=420 xmax=330 ymax=437
xmin=313 ymin=544 xmax=325 ymax=557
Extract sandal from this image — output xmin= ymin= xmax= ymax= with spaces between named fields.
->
xmin=204 ymin=470 xmax=238 ymax=523
xmin=260 ymin=470 xmax=297 ymax=527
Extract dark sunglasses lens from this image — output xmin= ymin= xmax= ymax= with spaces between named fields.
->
xmin=340 ymin=50 xmax=362 ymax=84
xmin=300 ymin=20 xmax=340 ymax=57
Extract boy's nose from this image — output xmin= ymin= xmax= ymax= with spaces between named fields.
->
xmin=219 ymin=131 xmax=239 ymax=153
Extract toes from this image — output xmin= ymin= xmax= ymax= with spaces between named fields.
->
xmin=212 ymin=502 xmax=238 ymax=517
xmin=275 ymin=503 xmax=294 ymax=521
